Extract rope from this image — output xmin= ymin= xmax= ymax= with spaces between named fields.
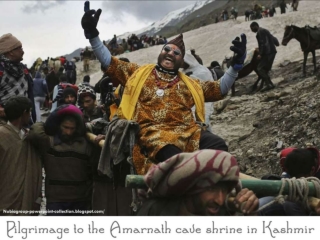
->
xmin=257 ymin=177 xmax=320 ymax=213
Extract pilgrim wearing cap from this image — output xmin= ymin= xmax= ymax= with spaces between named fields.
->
xmin=0 ymin=33 xmax=36 ymax=124
xmin=28 ymin=104 xmax=93 ymax=215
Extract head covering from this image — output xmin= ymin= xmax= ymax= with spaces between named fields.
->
xmin=83 ymin=75 xmax=90 ymax=83
xmin=0 ymin=33 xmax=22 ymax=55
xmin=62 ymin=87 xmax=78 ymax=102
xmin=78 ymin=85 xmax=96 ymax=100
xmin=34 ymin=71 xmax=42 ymax=79
xmin=210 ymin=61 xmax=221 ymax=68
xmin=144 ymin=150 xmax=239 ymax=197
xmin=44 ymin=104 xmax=84 ymax=136
xmin=279 ymin=147 xmax=296 ymax=171
xmin=280 ymin=147 xmax=320 ymax=172
xmin=166 ymin=34 xmax=185 ymax=57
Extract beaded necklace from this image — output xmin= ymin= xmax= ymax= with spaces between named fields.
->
xmin=153 ymin=68 xmax=180 ymax=97
xmin=155 ymin=68 xmax=178 ymax=82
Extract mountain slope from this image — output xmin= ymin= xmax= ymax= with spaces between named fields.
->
xmin=115 ymin=0 xmax=286 ymax=40
xmin=64 ymin=48 xmax=82 ymax=61
xmin=115 ymin=0 xmax=219 ymax=40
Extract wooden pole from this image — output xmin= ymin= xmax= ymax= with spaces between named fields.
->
xmin=125 ymin=175 xmax=319 ymax=196
xmin=125 ymin=175 xmax=320 ymax=212
xmin=86 ymin=132 xmax=105 ymax=148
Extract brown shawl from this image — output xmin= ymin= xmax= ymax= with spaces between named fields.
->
xmin=0 ymin=124 xmax=42 ymax=215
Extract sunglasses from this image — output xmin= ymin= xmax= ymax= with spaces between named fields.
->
xmin=163 ymin=45 xmax=181 ymax=56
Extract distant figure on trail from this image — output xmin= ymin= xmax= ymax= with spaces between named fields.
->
xmin=280 ymin=0 xmax=288 ymax=14
xmin=250 ymin=22 xmax=278 ymax=92
xmin=222 ymin=9 xmax=228 ymax=21
xmin=33 ymin=71 xmax=50 ymax=122
xmin=253 ymin=4 xmax=262 ymax=19
xmin=82 ymin=47 xmax=91 ymax=72
xmin=122 ymin=39 xmax=128 ymax=52
xmin=215 ymin=14 xmax=219 ymax=23
xmin=231 ymin=7 xmax=238 ymax=20
xmin=64 ymin=60 xmax=77 ymax=84
xmin=109 ymin=34 xmax=117 ymax=49
xmin=269 ymin=5 xmax=276 ymax=17
xmin=245 ymin=10 xmax=251 ymax=21
xmin=292 ymin=0 xmax=299 ymax=11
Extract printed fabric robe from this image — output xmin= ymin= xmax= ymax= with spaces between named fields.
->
xmin=106 ymin=57 xmax=224 ymax=174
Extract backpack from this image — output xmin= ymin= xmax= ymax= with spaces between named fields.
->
xmin=65 ymin=61 xmax=75 ymax=71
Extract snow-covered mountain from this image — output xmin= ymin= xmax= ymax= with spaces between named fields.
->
xmin=115 ymin=0 xmax=216 ymax=40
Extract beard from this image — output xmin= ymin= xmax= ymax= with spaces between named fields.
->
xmin=190 ymin=194 xmax=221 ymax=216
xmin=59 ymin=133 xmax=75 ymax=143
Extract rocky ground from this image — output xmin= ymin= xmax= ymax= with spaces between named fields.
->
xmin=210 ymin=57 xmax=320 ymax=178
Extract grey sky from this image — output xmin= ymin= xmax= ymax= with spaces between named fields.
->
xmin=0 ymin=1 xmax=198 ymax=66
xmin=21 ymin=0 xmax=67 ymax=14
xmin=20 ymin=1 xmax=197 ymax=21
xmin=101 ymin=1 xmax=197 ymax=22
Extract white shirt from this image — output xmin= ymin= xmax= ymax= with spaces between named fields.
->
xmin=7 ymin=121 xmax=27 ymax=140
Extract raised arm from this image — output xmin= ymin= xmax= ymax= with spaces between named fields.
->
xmin=81 ymin=1 xmax=139 ymax=85
xmin=202 ymin=34 xmax=247 ymax=100
xmin=89 ymin=36 xmax=111 ymax=69
xmin=27 ymin=122 xmax=51 ymax=155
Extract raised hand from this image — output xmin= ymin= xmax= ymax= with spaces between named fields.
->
xmin=230 ymin=34 xmax=247 ymax=71
xmin=81 ymin=1 xmax=102 ymax=39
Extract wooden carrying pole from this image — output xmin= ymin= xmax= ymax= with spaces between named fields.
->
xmin=86 ymin=132 xmax=105 ymax=148
xmin=125 ymin=174 xmax=320 ymax=212
xmin=125 ymin=174 xmax=318 ymax=196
